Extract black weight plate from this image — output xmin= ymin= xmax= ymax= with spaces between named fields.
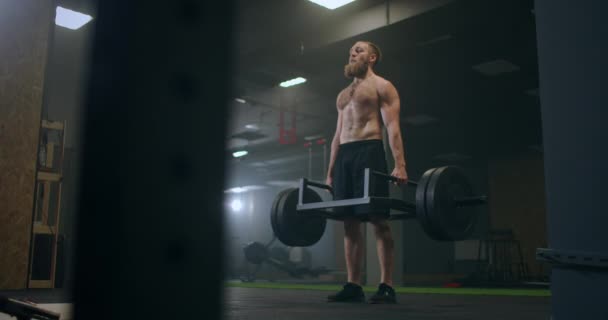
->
xmin=276 ymin=188 xmax=304 ymax=245
xmin=243 ymin=241 xmax=268 ymax=265
xmin=270 ymin=188 xmax=292 ymax=244
xmin=277 ymin=188 xmax=326 ymax=246
xmin=271 ymin=188 xmax=327 ymax=247
xmin=270 ymin=188 xmax=291 ymax=240
xmin=281 ymin=188 xmax=326 ymax=246
xmin=415 ymin=167 xmax=443 ymax=239
xmin=425 ymin=166 xmax=477 ymax=241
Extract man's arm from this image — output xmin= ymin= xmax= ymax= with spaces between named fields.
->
xmin=378 ymin=80 xmax=408 ymax=183
xmin=326 ymin=97 xmax=344 ymax=186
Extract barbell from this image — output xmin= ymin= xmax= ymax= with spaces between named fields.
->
xmin=270 ymin=166 xmax=488 ymax=247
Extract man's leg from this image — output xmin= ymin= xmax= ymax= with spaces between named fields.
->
xmin=367 ymin=216 xmax=397 ymax=304
xmin=350 ymin=140 xmax=393 ymax=284
xmin=370 ymin=217 xmax=394 ymax=286
xmin=344 ymin=218 xmax=364 ymax=285
xmin=327 ymin=217 xmax=365 ymax=302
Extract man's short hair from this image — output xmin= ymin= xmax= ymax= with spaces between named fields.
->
xmin=365 ymin=41 xmax=382 ymax=66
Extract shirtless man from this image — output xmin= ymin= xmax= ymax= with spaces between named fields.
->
xmin=326 ymin=41 xmax=408 ymax=304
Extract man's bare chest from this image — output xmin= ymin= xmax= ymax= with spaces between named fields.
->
xmin=338 ymin=82 xmax=379 ymax=110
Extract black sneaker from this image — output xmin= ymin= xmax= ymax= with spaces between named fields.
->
xmin=327 ymin=283 xmax=365 ymax=303
xmin=368 ymin=283 xmax=397 ymax=304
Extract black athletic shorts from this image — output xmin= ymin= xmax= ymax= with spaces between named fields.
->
xmin=331 ymin=139 xmax=389 ymax=218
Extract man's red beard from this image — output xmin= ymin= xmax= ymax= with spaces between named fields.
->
xmin=344 ymin=60 xmax=369 ymax=79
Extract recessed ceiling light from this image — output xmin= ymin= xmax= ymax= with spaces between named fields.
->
xmin=224 ymin=185 xmax=267 ymax=194
xmin=55 ymin=6 xmax=93 ymax=30
xmin=225 ymin=187 xmax=246 ymax=194
xmin=232 ymin=150 xmax=248 ymax=158
xmin=280 ymin=77 xmax=307 ymax=88
xmin=307 ymin=0 xmax=356 ymax=10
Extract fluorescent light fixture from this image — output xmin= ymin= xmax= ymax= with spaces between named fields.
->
xmin=304 ymin=134 xmax=324 ymax=141
xmin=279 ymin=77 xmax=307 ymax=88
xmin=224 ymin=185 xmax=267 ymax=194
xmin=55 ymin=6 xmax=93 ymax=30
xmin=245 ymin=124 xmax=259 ymax=131
xmin=230 ymin=199 xmax=243 ymax=212
xmin=227 ymin=187 xmax=246 ymax=194
xmin=234 ymin=98 xmax=246 ymax=104
xmin=308 ymin=0 xmax=356 ymax=10
xmin=232 ymin=150 xmax=248 ymax=158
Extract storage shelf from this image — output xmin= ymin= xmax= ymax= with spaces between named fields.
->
xmin=41 ymin=120 xmax=64 ymax=130
xmin=33 ymin=224 xmax=56 ymax=235
xmin=37 ymin=171 xmax=62 ymax=182
xmin=29 ymin=119 xmax=66 ymax=289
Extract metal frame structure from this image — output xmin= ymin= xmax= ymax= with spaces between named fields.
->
xmin=296 ymin=167 xmax=487 ymax=221
xmin=297 ymin=168 xmax=417 ymax=221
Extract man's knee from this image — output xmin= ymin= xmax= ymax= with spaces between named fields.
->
xmin=343 ymin=219 xmax=362 ymax=239
xmin=375 ymin=224 xmax=395 ymax=249
xmin=371 ymin=218 xmax=392 ymax=238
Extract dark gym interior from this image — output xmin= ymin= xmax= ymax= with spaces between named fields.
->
xmin=0 ymin=0 xmax=606 ymax=319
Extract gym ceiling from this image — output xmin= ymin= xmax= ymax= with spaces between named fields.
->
xmin=227 ymin=0 xmax=540 ymax=188
xmin=53 ymin=0 xmax=540 ymax=188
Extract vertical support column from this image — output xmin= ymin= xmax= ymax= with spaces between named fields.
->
xmin=72 ymin=1 xmax=233 ymax=319
xmin=0 ymin=0 xmax=54 ymax=290
xmin=535 ymin=1 xmax=608 ymax=319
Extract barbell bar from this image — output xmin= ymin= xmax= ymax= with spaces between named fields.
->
xmin=270 ymin=166 xmax=488 ymax=246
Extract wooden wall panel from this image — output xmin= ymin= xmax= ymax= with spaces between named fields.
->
xmin=0 ymin=0 xmax=54 ymax=289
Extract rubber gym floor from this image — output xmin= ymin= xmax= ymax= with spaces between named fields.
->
xmin=225 ymin=282 xmax=551 ymax=320
xmin=0 ymin=283 xmax=551 ymax=320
